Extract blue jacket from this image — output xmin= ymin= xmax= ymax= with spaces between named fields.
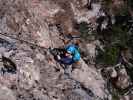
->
xmin=65 ymin=44 xmax=81 ymax=62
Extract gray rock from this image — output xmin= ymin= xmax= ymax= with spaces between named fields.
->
xmin=0 ymin=85 xmax=16 ymax=100
xmin=0 ymin=0 xmax=114 ymax=100
xmin=73 ymin=89 xmax=93 ymax=100
xmin=71 ymin=59 xmax=107 ymax=99
xmin=0 ymin=47 xmax=6 ymax=54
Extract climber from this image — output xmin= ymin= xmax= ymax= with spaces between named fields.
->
xmin=50 ymin=43 xmax=81 ymax=65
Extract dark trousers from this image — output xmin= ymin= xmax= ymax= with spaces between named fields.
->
xmin=58 ymin=56 xmax=74 ymax=65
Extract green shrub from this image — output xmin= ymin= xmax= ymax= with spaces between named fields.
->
xmin=77 ymin=22 xmax=93 ymax=40
xmin=112 ymin=93 xmax=119 ymax=100
xmin=103 ymin=46 xmax=119 ymax=65
xmin=110 ymin=25 xmax=129 ymax=47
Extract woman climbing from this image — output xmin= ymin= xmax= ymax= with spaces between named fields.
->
xmin=50 ymin=39 xmax=81 ymax=65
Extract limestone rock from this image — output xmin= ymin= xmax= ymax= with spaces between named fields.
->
xmin=0 ymin=85 xmax=16 ymax=100
xmin=72 ymin=59 xmax=107 ymax=99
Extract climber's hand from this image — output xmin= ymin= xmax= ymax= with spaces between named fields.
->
xmin=57 ymin=55 xmax=61 ymax=60
xmin=75 ymin=61 xmax=80 ymax=65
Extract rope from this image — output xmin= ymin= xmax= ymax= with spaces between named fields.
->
xmin=0 ymin=32 xmax=80 ymax=50
xmin=0 ymin=33 xmax=49 ymax=50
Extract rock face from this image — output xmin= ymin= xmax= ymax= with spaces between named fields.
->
xmin=72 ymin=59 xmax=107 ymax=99
xmin=1 ymin=0 xmax=127 ymax=100
xmin=0 ymin=85 xmax=16 ymax=100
